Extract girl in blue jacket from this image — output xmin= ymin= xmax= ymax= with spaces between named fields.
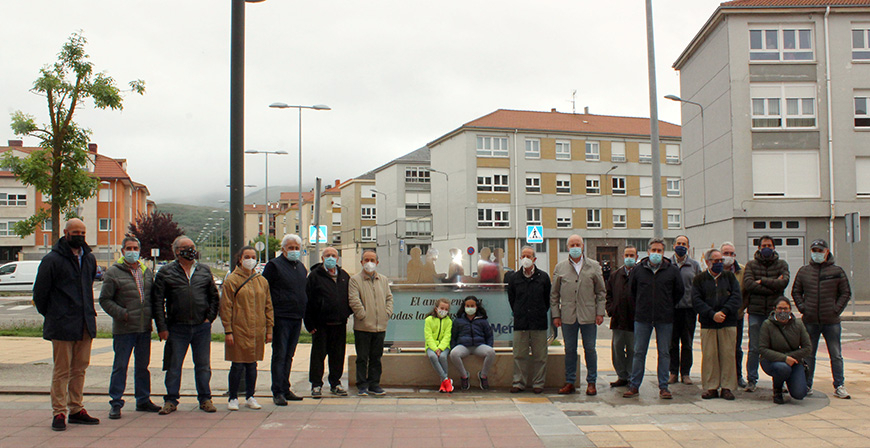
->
xmin=424 ymin=298 xmax=453 ymax=393
xmin=449 ymin=296 xmax=495 ymax=390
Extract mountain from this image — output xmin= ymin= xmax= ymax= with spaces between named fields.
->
xmin=157 ymin=185 xmax=309 ymax=208
xmin=154 ymin=203 xmax=229 ymax=241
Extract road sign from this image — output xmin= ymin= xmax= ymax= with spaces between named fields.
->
xmin=254 ymin=241 xmax=265 ymax=252
xmin=846 ymin=212 xmax=861 ymax=243
xmin=467 ymin=246 xmax=475 ymax=255
xmin=527 ymin=225 xmax=544 ymax=243
xmin=399 ymin=239 xmax=405 ymax=253
xmin=151 ymin=248 xmax=159 ymax=257
xmin=309 ymin=225 xmax=328 ymax=244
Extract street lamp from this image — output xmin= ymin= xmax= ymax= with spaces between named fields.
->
xmin=245 ymin=150 xmax=288 ymax=261
xmin=665 ymin=94 xmax=705 ymax=225
xmin=269 ymin=102 xmax=331 ymax=249
xmin=426 ymin=167 xmax=449 ymax=181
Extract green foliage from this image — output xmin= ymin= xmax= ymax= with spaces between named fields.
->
xmin=2 ymin=32 xmax=144 ymax=241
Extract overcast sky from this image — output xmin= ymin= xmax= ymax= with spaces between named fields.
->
xmin=0 ymin=0 xmax=721 ymax=205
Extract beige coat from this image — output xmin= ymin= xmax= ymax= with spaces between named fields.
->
xmin=220 ymin=266 xmax=274 ymax=363
xmin=550 ymin=257 xmax=607 ymax=325
xmin=349 ymin=271 xmax=393 ymax=332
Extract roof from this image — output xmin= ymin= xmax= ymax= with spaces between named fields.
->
xmin=373 ymin=147 xmax=430 ymax=174
xmin=0 ymin=144 xmax=140 ymax=183
xmin=722 ymin=0 xmax=870 ymax=6
xmin=279 ymin=191 xmax=315 ymax=203
xmin=428 ymin=109 xmax=681 ymax=147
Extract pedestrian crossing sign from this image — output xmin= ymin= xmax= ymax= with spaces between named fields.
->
xmin=527 ymin=225 xmax=544 ymax=243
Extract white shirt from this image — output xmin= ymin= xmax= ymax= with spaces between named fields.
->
xmin=570 ymin=256 xmax=584 ymax=275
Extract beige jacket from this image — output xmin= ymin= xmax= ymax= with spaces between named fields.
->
xmin=220 ymin=266 xmax=274 ymax=363
xmin=550 ymin=257 xmax=607 ymax=325
xmin=349 ymin=270 xmax=393 ymax=332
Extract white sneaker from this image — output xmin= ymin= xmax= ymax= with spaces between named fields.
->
xmin=227 ymin=399 xmax=239 ymax=411
xmin=246 ymin=397 xmax=262 ymax=409
xmin=806 ymin=387 xmax=814 ymax=396
xmin=834 ymin=386 xmax=851 ymax=399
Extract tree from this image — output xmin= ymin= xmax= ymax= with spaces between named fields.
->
xmin=2 ymin=32 xmax=145 ymax=241
xmin=128 ymin=211 xmax=184 ymax=261
xmin=249 ymin=234 xmax=282 ymax=262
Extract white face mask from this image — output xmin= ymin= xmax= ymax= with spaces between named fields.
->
xmin=723 ymin=256 xmax=735 ymax=267
xmin=437 ymin=309 xmax=449 ymax=318
xmin=242 ymin=258 xmax=257 ymax=270
xmin=465 ymin=307 xmax=476 ymax=316
xmin=521 ymin=257 xmax=534 ymax=269
xmin=363 ymin=261 xmax=377 ymax=273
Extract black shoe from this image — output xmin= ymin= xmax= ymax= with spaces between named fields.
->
xmin=773 ymin=388 xmax=785 ymax=404
xmin=51 ymin=414 xmax=66 ymax=432
xmin=610 ymin=379 xmax=630 ymax=388
xmin=68 ymin=409 xmax=100 ymax=425
xmin=284 ymin=391 xmax=303 ymax=401
xmin=478 ymin=372 xmax=489 ymax=390
xmin=273 ymin=395 xmax=288 ymax=406
xmin=369 ymin=386 xmax=386 ymax=396
xmin=109 ymin=405 xmax=121 ymax=420
xmin=135 ymin=401 xmax=161 ymax=413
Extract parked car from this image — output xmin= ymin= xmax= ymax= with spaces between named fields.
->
xmin=0 ymin=261 xmax=41 ymax=292
xmin=95 ymin=265 xmax=104 ymax=281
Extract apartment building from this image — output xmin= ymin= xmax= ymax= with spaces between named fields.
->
xmin=337 ymin=174 xmax=376 ymax=275
xmin=673 ymin=0 xmax=870 ymax=297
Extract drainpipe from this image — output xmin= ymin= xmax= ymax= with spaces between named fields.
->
xmin=513 ymin=129 xmax=520 ymax=271
xmin=824 ymin=6 xmax=836 ymax=246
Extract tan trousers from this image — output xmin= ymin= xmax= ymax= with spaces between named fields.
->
xmin=512 ymin=330 xmax=548 ymax=389
xmin=700 ymin=327 xmax=738 ymax=391
xmin=51 ymin=330 xmax=93 ymax=416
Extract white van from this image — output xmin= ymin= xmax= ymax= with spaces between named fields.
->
xmin=0 ymin=261 xmax=41 ymax=292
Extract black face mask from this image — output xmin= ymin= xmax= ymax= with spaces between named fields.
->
xmin=177 ymin=248 xmax=198 ymax=261
xmin=67 ymin=235 xmax=86 ymax=249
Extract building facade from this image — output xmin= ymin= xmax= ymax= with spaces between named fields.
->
xmin=337 ymin=175 xmax=376 ymax=275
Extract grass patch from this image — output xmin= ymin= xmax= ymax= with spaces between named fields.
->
xmin=0 ymin=292 xmax=31 ymax=297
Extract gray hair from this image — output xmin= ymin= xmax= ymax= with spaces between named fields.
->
xmin=648 ymin=237 xmax=665 ymax=249
xmin=281 ymin=234 xmax=303 ymax=248
xmin=361 ymin=249 xmax=378 ymax=261
xmin=520 ymin=245 xmax=535 ymax=256
xmin=121 ymin=236 xmax=140 ymax=249
xmin=704 ymin=248 xmax=721 ymax=262
xmin=719 ymin=241 xmax=735 ymax=251
xmin=172 ymin=235 xmax=192 ymax=252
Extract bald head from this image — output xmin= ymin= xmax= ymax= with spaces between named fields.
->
xmin=567 ymin=234 xmax=583 ymax=248
xmin=63 ymin=218 xmax=86 ymax=241
xmin=322 ymin=246 xmax=338 ymax=259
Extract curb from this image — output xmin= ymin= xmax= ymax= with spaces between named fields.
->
xmin=841 ymin=314 xmax=870 ymax=322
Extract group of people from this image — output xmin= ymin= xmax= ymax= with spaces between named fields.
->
xmin=34 ymin=219 xmax=392 ymax=432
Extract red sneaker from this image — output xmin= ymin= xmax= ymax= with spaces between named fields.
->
xmin=444 ymin=378 xmax=454 ymax=393
xmin=439 ymin=379 xmax=448 ymax=393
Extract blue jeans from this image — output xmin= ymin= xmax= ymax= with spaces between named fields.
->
xmin=630 ymin=321 xmax=673 ymax=390
xmin=735 ymin=316 xmax=745 ymax=383
xmin=746 ymin=314 xmax=766 ymax=383
xmin=271 ymin=317 xmax=302 ymax=397
xmin=164 ymin=322 xmax=212 ymax=404
xmin=109 ymin=332 xmax=152 ymax=407
xmin=804 ymin=323 xmax=845 ymax=388
xmin=562 ymin=322 xmax=598 ymax=384
xmin=761 ymin=360 xmax=807 ymax=399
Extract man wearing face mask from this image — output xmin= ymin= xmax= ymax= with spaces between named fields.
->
xmin=152 ymin=236 xmax=220 ymax=415
xmin=605 ymin=245 xmax=638 ymax=388
xmin=349 ymin=250 xmax=393 ymax=396
xmin=99 ymin=236 xmax=160 ymax=419
xmin=506 ymin=246 xmax=551 ymax=393
xmin=719 ymin=242 xmax=747 ymax=388
xmin=669 ymin=235 xmax=701 ymax=385
xmin=792 ymin=239 xmax=851 ymax=399
xmin=550 ymin=234 xmax=607 ymax=396
xmin=262 ymin=234 xmax=308 ymax=405
xmin=304 ymin=246 xmax=352 ymax=398
xmin=34 ymin=218 xmax=100 ymax=431
xmin=742 ymin=235 xmax=789 ymax=393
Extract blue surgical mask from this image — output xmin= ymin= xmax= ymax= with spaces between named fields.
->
xmin=649 ymin=253 xmax=663 ymax=265
xmin=285 ymin=250 xmax=301 ymax=262
xmin=760 ymin=247 xmax=774 ymax=259
xmin=323 ymin=256 xmax=337 ymax=269
xmin=674 ymin=246 xmax=688 ymax=257
xmin=711 ymin=262 xmax=724 ymax=274
xmin=811 ymin=252 xmax=826 ymax=264
xmin=123 ymin=251 xmax=140 ymax=264
xmin=624 ymin=257 xmax=636 ymax=268
xmin=569 ymin=247 xmax=583 ymax=259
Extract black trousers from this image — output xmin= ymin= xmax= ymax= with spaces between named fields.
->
xmin=354 ymin=331 xmax=385 ymax=389
xmin=669 ymin=308 xmax=697 ymax=376
xmin=228 ymin=362 xmax=257 ymax=400
xmin=309 ymin=324 xmax=347 ymax=388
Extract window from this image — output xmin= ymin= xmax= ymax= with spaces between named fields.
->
xmin=98 ymin=188 xmax=113 ymax=202
xmin=586 ymin=209 xmax=601 ymax=229
xmin=0 ymin=192 xmax=26 ymax=206
xmin=361 ymin=226 xmax=376 ymax=242
xmin=405 ymin=166 xmax=430 ymax=183
xmin=640 ymin=209 xmax=654 ymax=229
xmin=640 ymin=176 xmax=653 ymax=197
xmin=855 ymin=95 xmax=870 ymax=127
xmin=857 ymin=157 xmax=870 ymax=197
xmin=752 ymin=150 xmax=820 ymax=197
xmin=558 ymin=238 xmax=569 ymax=253
xmin=667 ymin=178 xmax=681 ymax=197
xmin=361 ymin=207 xmax=376 ymax=220
xmin=477 ymin=136 xmax=509 ymax=157
xmin=478 ymin=206 xmax=510 ymax=227
xmin=556 ymin=209 xmax=572 ymax=228
xmin=405 ymin=192 xmax=431 ymax=210
xmin=405 ymin=218 xmax=431 ymax=236
xmin=556 ymin=174 xmax=571 ymax=194
xmin=586 ymin=175 xmax=601 ymax=195
xmin=751 ymin=84 xmax=816 ymax=129
xmin=526 ymin=208 xmax=542 ymax=225
xmin=0 ymin=220 xmax=19 ymax=236
xmin=853 ymin=27 xmax=870 ymax=60
xmin=99 ymin=218 xmax=112 ymax=231
xmin=611 ymin=142 xmax=626 ymax=162
xmin=555 ymin=140 xmax=571 ymax=160
xmin=613 ymin=209 xmax=627 ymax=229
xmin=525 ymin=173 xmax=541 ymax=193
xmin=477 ymin=169 xmax=509 ymax=193
xmin=749 ymin=26 xmax=813 ymax=61
xmin=332 ymin=213 xmax=341 ymax=225
xmin=668 ymin=211 xmax=681 ymax=229
xmin=43 ymin=219 xmax=53 ymax=232
xmin=611 ymin=177 xmax=626 ymax=195
xmin=525 ymin=139 xmax=540 ymax=158
xmin=585 ymin=141 xmax=600 ymax=161
xmin=639 ymin=143 xmax=652 ymax=163
xmin=666 ymin=144 xmax=680 ymax=164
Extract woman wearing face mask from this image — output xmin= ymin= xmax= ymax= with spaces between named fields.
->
xmin=759 ymin=297 xmax=812 ymax=404
xmin=220 ymin=246 xmax=274 ymax=411
xmin=424 ymin=298 xmax=454 ymax=392
xmin=449 ymin=296 xmax=495 ymax=391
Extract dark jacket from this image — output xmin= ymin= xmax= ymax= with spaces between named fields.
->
xmin=743 ymin=250 xmax=790 ymax=316
xmin=672 ymin=255 xmax=702 ymax=309
xmin=759 ymin=312 xmax=812 ymax=363
xmin=605 ymin=265 xmax=635 ymax=331
xmin=262 ymin=256 xmax=308 ymax=320
xmin=792 ymin=253 xmax=851 ymax=325
xmin=451 ymin=314 xmax=494 ymax=348
xmin=506 ymin=267 xmax=551 ymax=331
xmin=630 ymin=257 xmax=685 ymax=324
xmin=304 ymin=262 xmax=352 ymax=331
xmin=99 ymin=258 xmax=154 ymax=334
xmin=691 ymin=270 xmax=741 ymax=329
xmin=33 ymin=237 xmax=97 ymax=341
xmin=152 ymin=261 xmax=219 ymax=332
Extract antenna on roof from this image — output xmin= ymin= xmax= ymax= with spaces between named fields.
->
xmin=570 ymin=90 xmax=577 ymax=114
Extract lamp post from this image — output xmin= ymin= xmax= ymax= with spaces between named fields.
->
xmin=603 ymin=165 xmax=618 ymax=242
xmin=269 ymin=103 xmax=331 ymax=249
xmin=665 ymin=94 xmax=706 ymax=225
xmin=426 ymin=168 xmax=449 ymax=241
xmin=245 ymin=150 xmax=288 ymax=262
xmin=644 ymin=0 xmax=663 ymax=238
